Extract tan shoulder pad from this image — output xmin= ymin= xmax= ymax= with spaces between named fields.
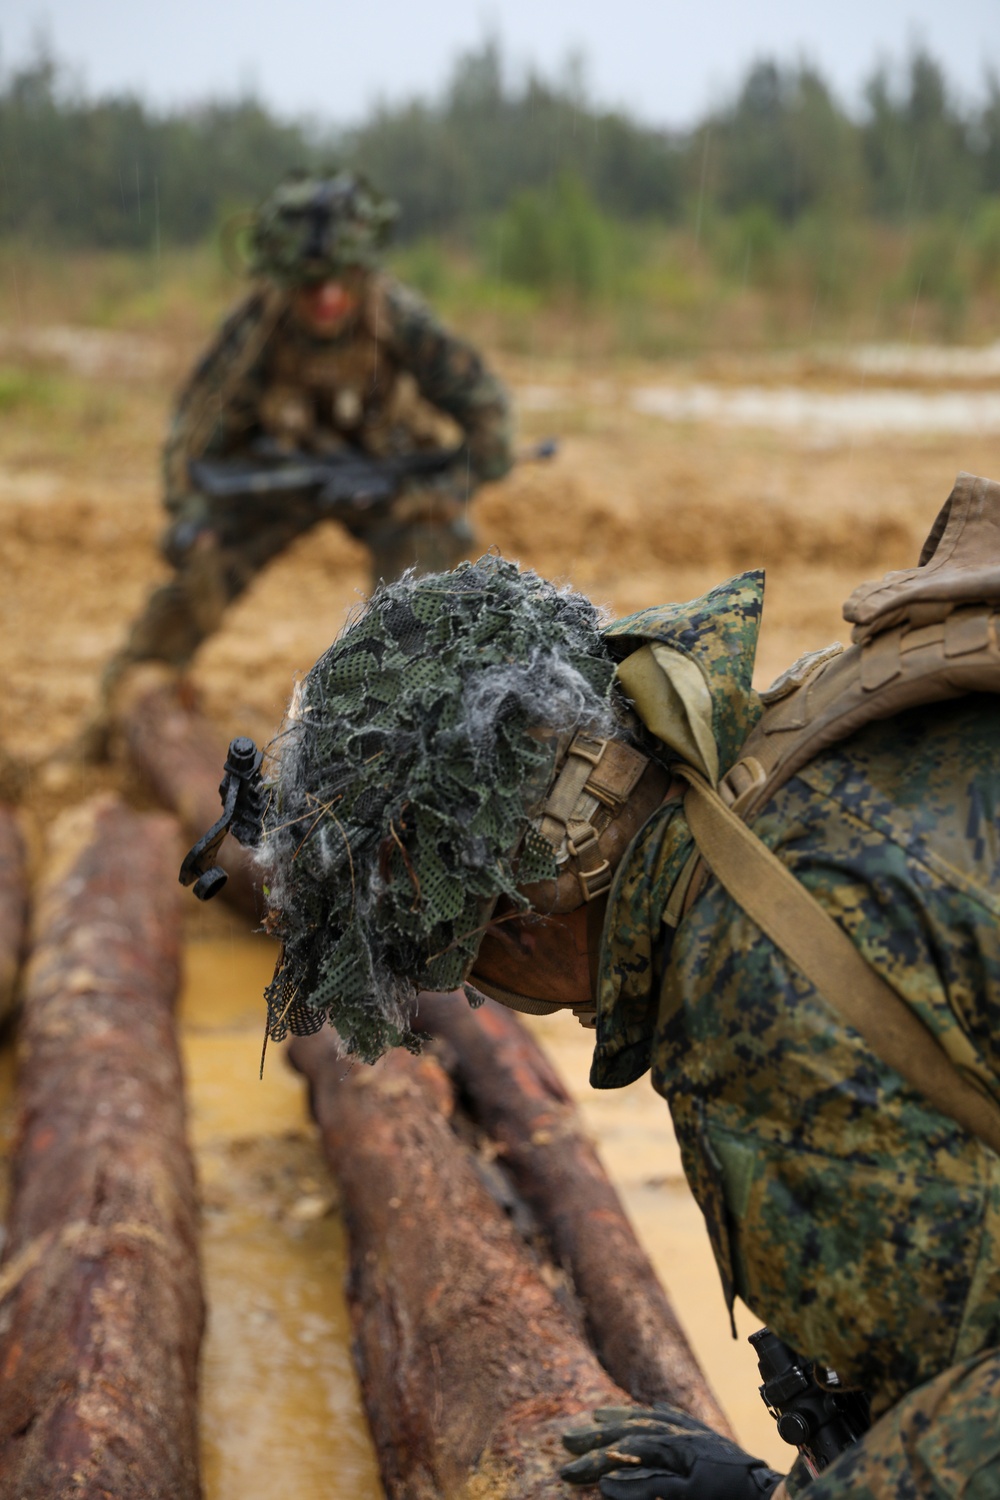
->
xmin=845 ymin=472 xmax=1000 ymax=644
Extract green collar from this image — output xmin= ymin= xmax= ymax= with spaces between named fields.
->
xmin=603 ymin=570 xmax=765 ymax=779
xmin=591 ymin=573 xmax=766 ymax=1087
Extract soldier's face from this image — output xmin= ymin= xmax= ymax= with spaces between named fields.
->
xmin=292 ymin=274 xmax=364 ymax=337
xmin=470 ymin=895 xmax=604 ymax=1008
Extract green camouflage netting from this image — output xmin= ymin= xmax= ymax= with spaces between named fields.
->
xmin=247 ymin=172 xmax=397 ymax=283
xmin=255 ymin=555 xmax=617 ymax=1062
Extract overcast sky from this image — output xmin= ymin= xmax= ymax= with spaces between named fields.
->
xmin=3 ymin=0 xmax=998 ymax=128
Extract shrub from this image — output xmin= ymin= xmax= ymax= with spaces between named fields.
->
xmin=491 ymin=173 xmax=616 ymax=302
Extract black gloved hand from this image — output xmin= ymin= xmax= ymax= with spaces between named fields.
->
xmin=561 ymin=1404 xmax=783 ymax=1500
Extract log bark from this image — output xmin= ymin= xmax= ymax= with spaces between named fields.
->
xmin=290 ymin=1029 xmax=632 ymax=1500
xmin=0 ymin=794 xmax=204 ymax=1500
xmin=415 ymin=992 xmax=731 ymax=1432
xmin=0 ymin=805 xmax=28 ymax=1022
xmin=118 ymin=667 xmax=261 ymax=920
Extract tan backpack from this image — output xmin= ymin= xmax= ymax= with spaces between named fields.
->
xmin=677 ymin=472 xmax=1000 ymax=1154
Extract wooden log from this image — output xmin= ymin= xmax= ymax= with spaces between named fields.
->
xmin=290 ymin=1028 xmax=635 ymax=1500
xmin=0 ymin=794 xmax=204 ymax=1500
xmin=117 ymin=666 xmax=261 ymax=920
xmin=415 ymin=992 xmax=731 ymax=1432
xmin=0 ymin=805 xmax=28 ymax=1022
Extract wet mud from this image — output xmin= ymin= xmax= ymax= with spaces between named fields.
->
xmin=2 ymin=326 xmax=999 ymax=1494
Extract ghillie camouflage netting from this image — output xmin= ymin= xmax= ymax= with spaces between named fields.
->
xmin=247 ymin=171 xmax=397 ymax=282
xmin=255 ymin=555 xmax=617 ymax=1062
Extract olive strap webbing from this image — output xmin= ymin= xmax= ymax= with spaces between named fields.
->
xmin=676 ymin=764 xmax=1000 ymax=1158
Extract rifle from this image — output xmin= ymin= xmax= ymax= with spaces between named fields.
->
xmin=190 ymin=437 xmax=558 ymax=514
xmin=749 ymin=1327 xmax=870 ymax=1480
xmin=189 ymin=439 xmax=467 ymax=519
xmin=166 ymin=438 xmax=557 ymax=561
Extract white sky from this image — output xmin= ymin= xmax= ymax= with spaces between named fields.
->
xmin=2 ymin=0 xmax=998 ymax=128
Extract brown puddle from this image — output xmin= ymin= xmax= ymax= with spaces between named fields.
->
xmin=524 ymin=1013 xmax=788 ymax=1469
xmin=181 ymin=934 xmax=790 ymax=1496
xmin=179 ymin=936 xmax=383 ymax=1499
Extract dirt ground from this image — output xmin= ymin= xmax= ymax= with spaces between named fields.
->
xmin=2 ymin=319 xmax=1000 ymax=1492
xmin=3 ymin=329 xmax=999 ymax=816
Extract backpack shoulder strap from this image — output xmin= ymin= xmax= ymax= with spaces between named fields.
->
xmin=671 ymin=475 xmax=1000 ymax=1150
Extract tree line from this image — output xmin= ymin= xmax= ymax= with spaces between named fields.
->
xmin=1 ymin=38 xmax=998 ymax=250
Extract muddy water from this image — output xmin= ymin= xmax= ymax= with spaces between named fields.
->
xmin=183 ymin=931 xmax=791 ymax=1498
xmin=521 ymin=378 xmax=1000 ymax=438
xmin=179 ymin=933 xmax=382 ymax=1498
xmin=524 ymin=1013 xmax=790 ymax=1470
xmin=630 ymin=383 xmax=1000 ymax=436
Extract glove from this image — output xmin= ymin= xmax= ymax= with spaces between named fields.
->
xmin=561 ymin=1405 xmax=783 ymax=1500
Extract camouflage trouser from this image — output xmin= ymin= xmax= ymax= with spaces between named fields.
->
xmin=113 ymin=484 xmax=474 ymax=676
xmin=784 ymin=1346 xmax=1000 ymax=1498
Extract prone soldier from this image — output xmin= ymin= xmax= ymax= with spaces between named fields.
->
xmin=186 ymin=472 xmax=1000 ymax=1498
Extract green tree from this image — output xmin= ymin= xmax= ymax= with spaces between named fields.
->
xmin=494 ymin=172 xmax=615 ymax=300
xmin=862 ymin=49 xmax=977 ymax=218
xmin=704 ymin=60 xmax=863 ymax=223
xmin=976 ymin=71 xmax=1000 ymax=194
xmin=348 ymin=38 xmax=682 ymax=234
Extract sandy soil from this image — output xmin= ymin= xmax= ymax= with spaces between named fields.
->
xmin=2 ymin=324 xmax=999 ymax=1493
xmin=4 ymin=331 xmax=999 ymax=814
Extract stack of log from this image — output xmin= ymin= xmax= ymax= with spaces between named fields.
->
xmin=0 ymin=805 xmax=28 ymax=1023
xmin=415 ymin=992 xmax=726 ymax=1423
xmin=290 ymin=999 xmax=728 ymax=1498
xmin=0 ymin=694 xmax=730 ymax=1498
xmin=118 ymin=668 xmax=262 ymax=921
xmin=0 ymin=797 xmax=203 ymax=1500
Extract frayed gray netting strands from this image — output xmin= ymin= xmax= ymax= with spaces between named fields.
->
xmin=255 ymin=555 xmax=617 ymax=1062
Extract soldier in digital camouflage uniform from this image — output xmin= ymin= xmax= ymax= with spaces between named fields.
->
xmin=89 ymin=172 xmax=513 ymax=750
xmin=206 ymin=521 xmax=1000 ymax=1497
xmin=575 ymin=570 xmax=1000 ymax=1500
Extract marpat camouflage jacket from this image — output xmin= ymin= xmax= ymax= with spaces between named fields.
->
xmin=594 ymin=574 xmax=1000 ymax=1497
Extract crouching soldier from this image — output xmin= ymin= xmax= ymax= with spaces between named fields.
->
xmin=87 ymin=170 xmax=513 ymax=756
xmin=192 ymin=472 xmax=1000 ymax=1497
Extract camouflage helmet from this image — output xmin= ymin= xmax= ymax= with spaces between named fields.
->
xmin=247 ymin=170 xmax=397 ymax=284
xmin=254 ymin=555 xmax=622 ymax=1063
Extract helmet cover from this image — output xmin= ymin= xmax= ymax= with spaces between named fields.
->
xmin=247 ymin=171 xmax=397 ymax=283
xmin=255 ymin=555 xmax=617 ymax=1062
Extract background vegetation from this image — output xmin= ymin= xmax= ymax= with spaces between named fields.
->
xmin=2 ymin=37 xmax=1000 ymax=349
